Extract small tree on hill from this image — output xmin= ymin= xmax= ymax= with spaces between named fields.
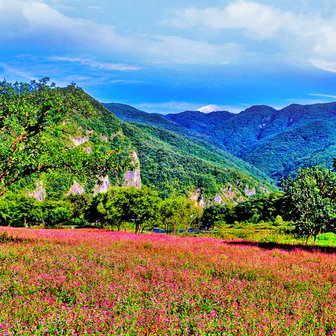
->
xmin=282 ymin=167 xmax=336 ymax=244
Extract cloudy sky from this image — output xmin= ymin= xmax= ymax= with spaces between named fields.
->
xmin=1 ymin=0 xmax=336 ymax=113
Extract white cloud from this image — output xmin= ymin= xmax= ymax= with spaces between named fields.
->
xmin=0 ymin=62 xmax=37 ymax=81
xmin=310 ymin=59 xmax=336 ymax=73
xmin=169 ymin=1 xmax=298 ymax=40
xmin=50 ymin=56 xmax=141 ymax=71
xmin=197 ymin=105 xmax=224 ymax=113
xmin=0 ymin=0 xmax=135 ymax=51
xmin=197 ymin=104 xmax=242 ymax=113
xmin=309 ymin=93 xmax=336 ymax=99
xmin=146 ymin=35 xmax=236 ymax=64
xmin=167 ymin=1 xmax=336 ymax=65
xmin=0 ymin=1 xmax=243 ymax=64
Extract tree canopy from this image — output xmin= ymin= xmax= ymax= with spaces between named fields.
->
xmin=95 ymin=186 xmax=161 ymax=233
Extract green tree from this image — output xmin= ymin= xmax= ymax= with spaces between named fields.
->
xmin=97 ymin=187 xmax=161 ymax=233
xmin=41 ymin=200 xmax=74 ymax=227
xmin=65 ymin=194 xmax=92 ymax=226
xmin=282 ymin=167 xmax=336 ymax=244
xmin=0 ymin=193 xmax=42 ymax=227
xmin=201 ymin=203 xmax=233 ymax=230
xmin=160 ymin=196 xmax=203 ymax=233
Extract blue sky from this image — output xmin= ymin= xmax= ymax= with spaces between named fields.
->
xmin=1 ymin=0 xmax=336 ymax=113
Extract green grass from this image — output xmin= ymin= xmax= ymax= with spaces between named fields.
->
xmin=209 ymin=222 xmax=336 ymax=247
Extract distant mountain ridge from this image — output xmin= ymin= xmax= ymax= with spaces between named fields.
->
xmin=104 ymin=101 xmax=336 ymax=180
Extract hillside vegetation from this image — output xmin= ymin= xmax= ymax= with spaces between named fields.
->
xmin=121 ymin=122 xmax=275 ymax=199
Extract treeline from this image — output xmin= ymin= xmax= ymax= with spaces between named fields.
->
xmin=0 ymin=166 xmax=335 ymax=243
xmin=0 ymin=187 xmax=203 ymax=234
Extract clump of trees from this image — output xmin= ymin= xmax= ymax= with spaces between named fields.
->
xmin=201 ymin=191 xmax=288 ymax=230
xmin=0 ymin=187 xmax=203 ymax=233
xmin=0 ymin=78 xmax=93 ymax=197
xmin=88 ymin=187 xmax=202 ymax=233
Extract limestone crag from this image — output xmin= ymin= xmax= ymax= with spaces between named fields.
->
xmin=67 ymin=180 xmax=85 ymax=195
xmin=93 ymin=175 xmax=111 ymax=195
xmin=214 ymin=195 xmax=222 ymax=203
xmin=72 ymin=136 xmax=90 ymax=146
xmin=245 ymin=185 xmax=256 ymax=197
xmin=28 ymin=181 xmax=46 ymax=201
xmin=122 ymin=151 xmax=142 ymax=188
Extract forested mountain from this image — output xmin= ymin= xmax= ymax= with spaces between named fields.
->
xmin=165 ymin=110 xmax=234 ymax=135
xmin=1 ymin=81 xmax=274 ymax=203
xmin=107 ymin=101 xmax=336 ymax=180
xmin=103 ymin=103 xmax=195 ymax=137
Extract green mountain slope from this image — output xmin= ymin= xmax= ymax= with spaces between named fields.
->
xmin=106 ymin=100 xmax=336 ymax=181
xmin=2 ymin=84 xmax=137 ymax=199
xmin=244 ymin=120 xmax=336 ymax=179
xmin=103 ymin=103 xmax=196 ymax=136
xmin=121 ymin=122 xmax=276 ymax=200
xmin=104 ymin=102 xmax=276 ymax=200
xmin=165 ymin=110 xmax=234 ymax=135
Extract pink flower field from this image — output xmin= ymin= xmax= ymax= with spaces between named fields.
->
xmin=0 ymin=227 xmax=335 ymax=335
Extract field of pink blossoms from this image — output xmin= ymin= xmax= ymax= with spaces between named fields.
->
xmin=0 ymin=227 xmax=334 ymax=335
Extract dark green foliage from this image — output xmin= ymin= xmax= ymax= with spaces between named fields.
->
xmin=201 ymin=192 xmax=288 ymax=228
xmin=0 ymin=193 xmax=42 ymax=227
xmin=93 ymin=187 xmax=161 ymax=233
xmin=41 ymin=201 xmax=74 ymax=227
xmin=65 ymin=194 xmax=92 ymax=225
xmin=201 ymin=204 xmax=233 ymax=230
xmin=159 ymin=196 xmax=203 ymax=233
xmin=282 ymin=167 xmax=336 ymax=243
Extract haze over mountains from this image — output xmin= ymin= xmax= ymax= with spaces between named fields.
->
xmin=104 ymin=102 xmax=336 ymax=181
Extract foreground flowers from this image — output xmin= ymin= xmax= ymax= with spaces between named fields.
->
xmin=0 ymin=228 xmax=334 ymax=335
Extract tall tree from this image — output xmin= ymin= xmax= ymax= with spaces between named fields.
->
xmin=282 ymin=167 xmax=336 ymax=244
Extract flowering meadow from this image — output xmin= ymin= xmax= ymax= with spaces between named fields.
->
xmin=0 ymin=228 xmax=334 ymax=335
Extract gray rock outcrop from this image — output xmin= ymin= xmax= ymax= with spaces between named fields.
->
xmin=67 ymin=180 xmax=85 ymax=195
xmin=27 ymin=181 xmax=46 ymax=201
xmin=122 ymin=151 xmax=142 ymax=188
